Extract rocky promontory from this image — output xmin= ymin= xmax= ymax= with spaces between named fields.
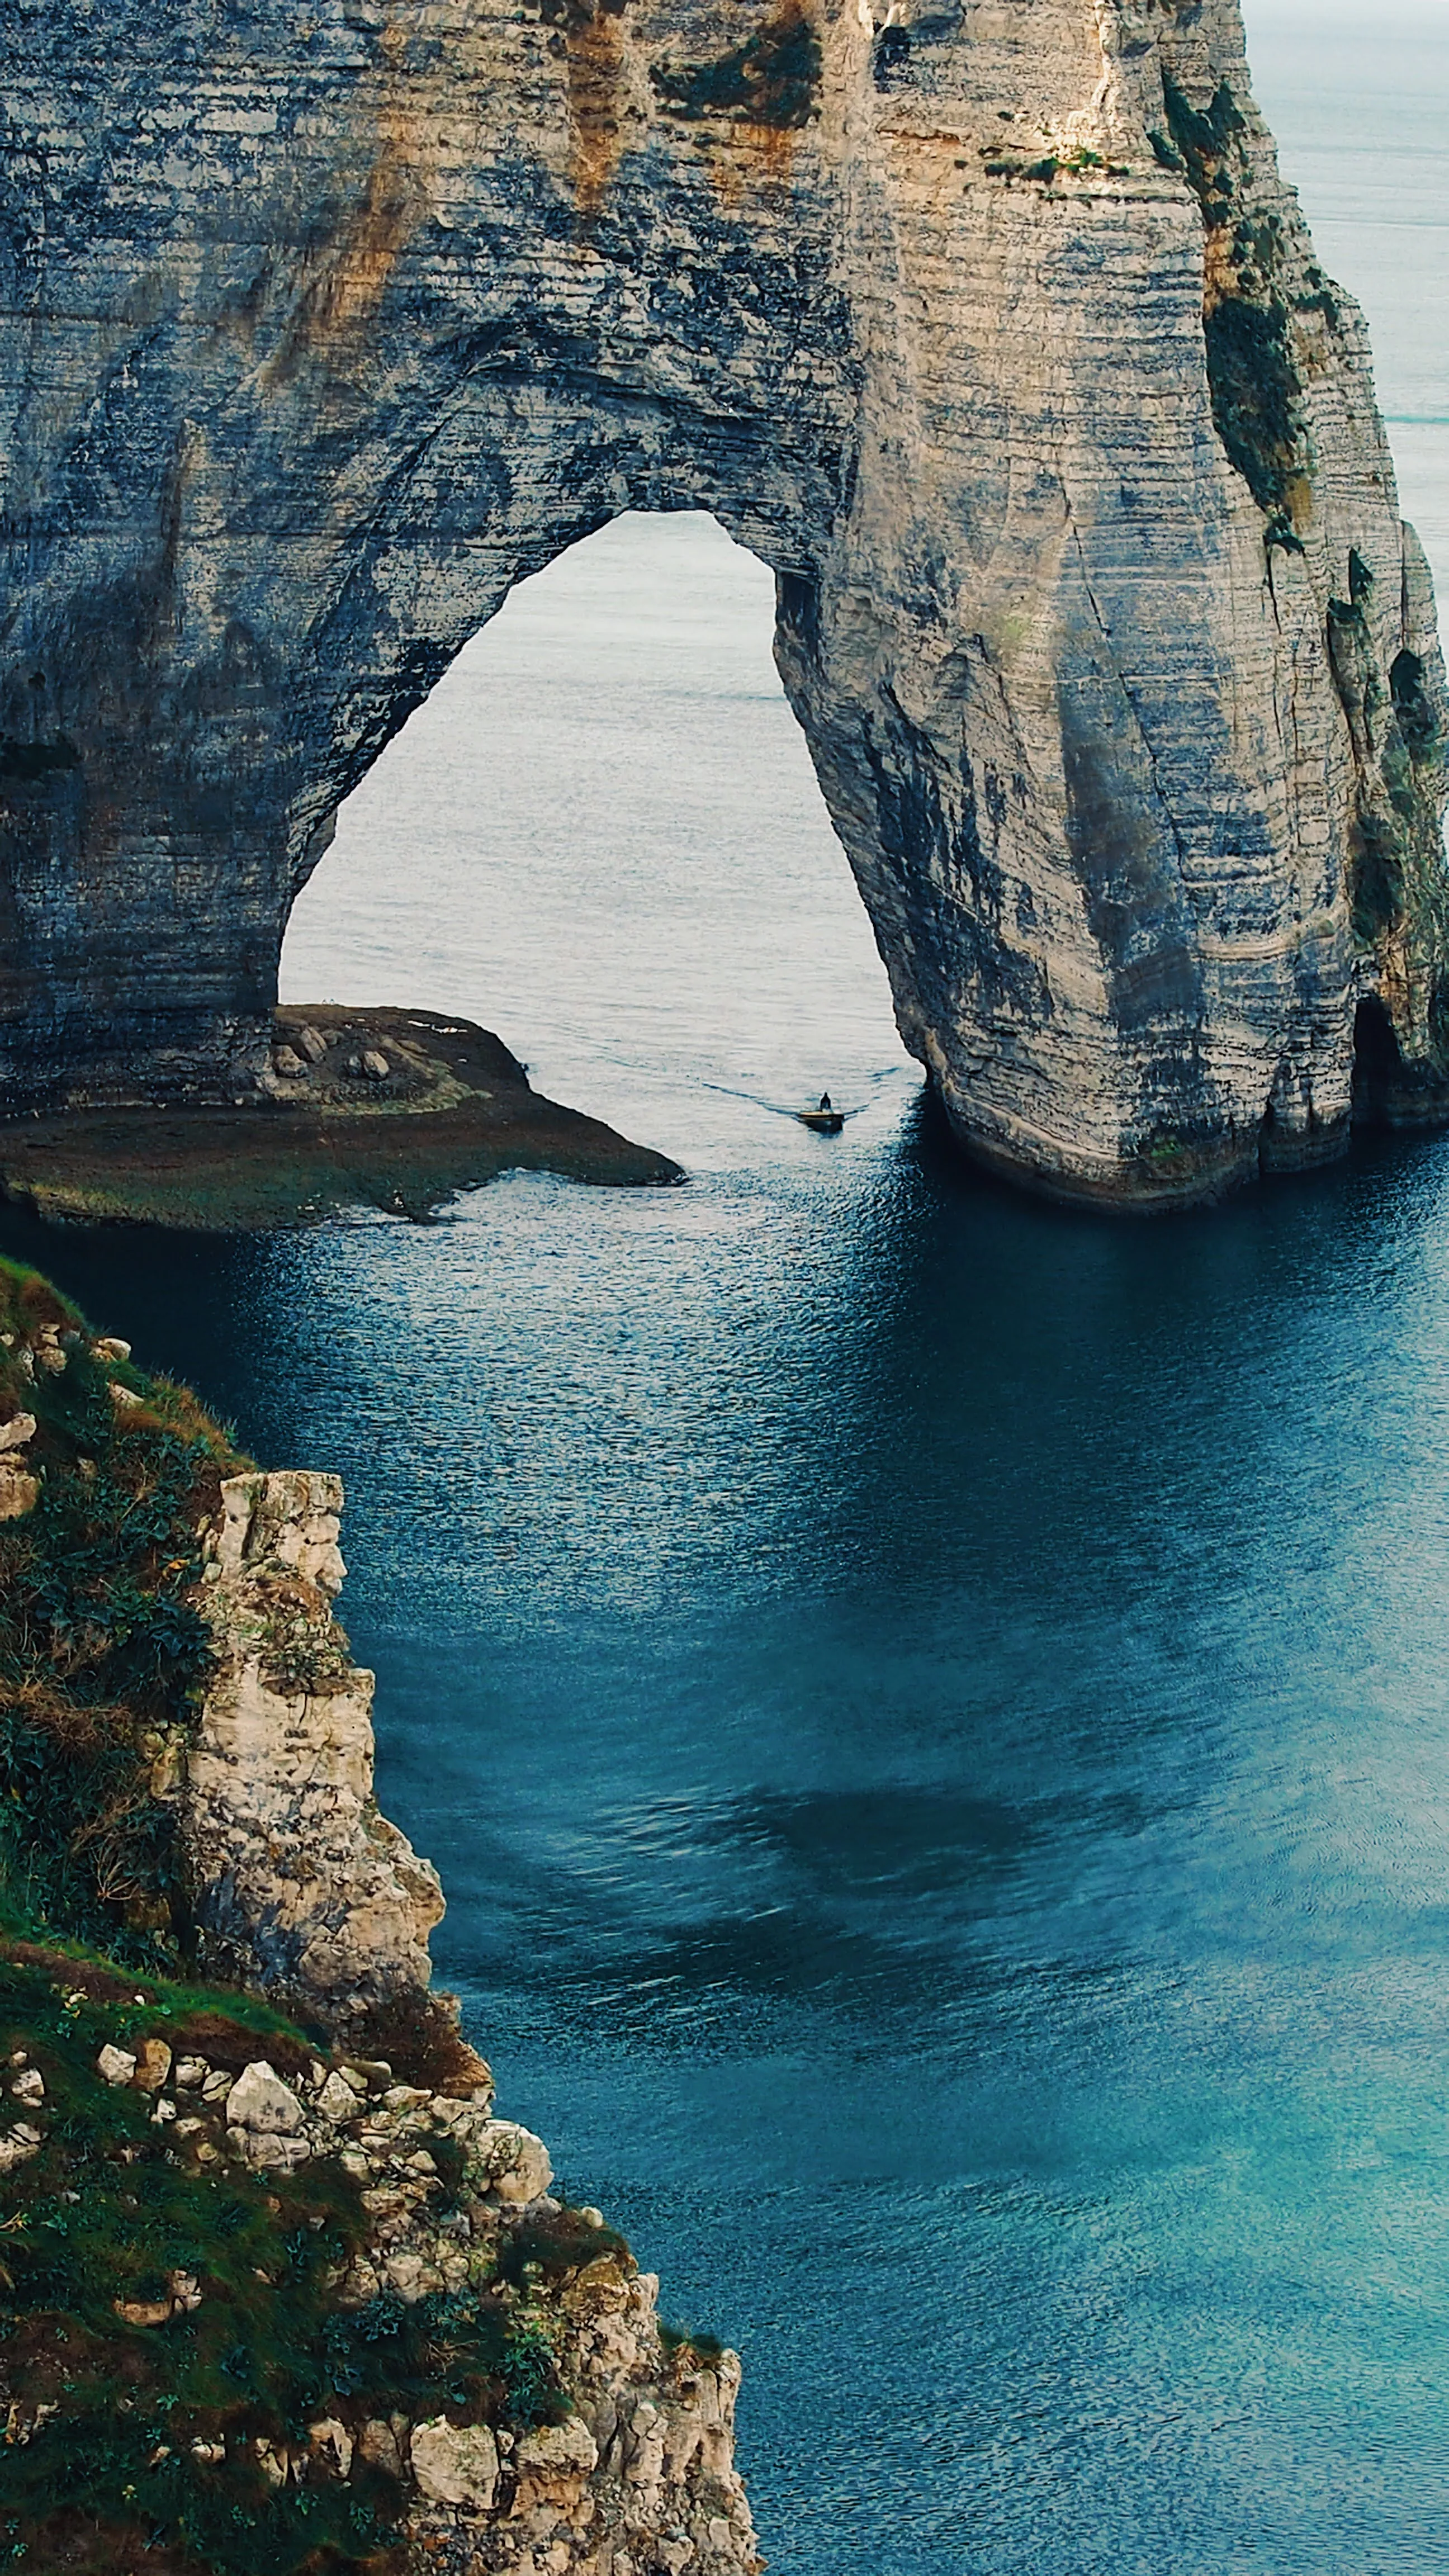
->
xmin=0 ymin=1260 xmax=757 ymax=2574
xmin=0 ymin=1011 xmax=680 ymax=1232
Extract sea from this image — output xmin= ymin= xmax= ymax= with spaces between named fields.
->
xmin=7 ymin=6 xmax=1449 ymax=2566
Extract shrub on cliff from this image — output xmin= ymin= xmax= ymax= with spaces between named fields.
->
xmin=0 ymin=1261 xmax=243 ymax=1961
xmin=0 ymin=1942 xmax=590 ymax=2574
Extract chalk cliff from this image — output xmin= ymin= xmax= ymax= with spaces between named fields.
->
xmin=178 ymin=1467 xmax=448 ymax=2017
xmin=175 ymin=1467 xmax=763 ymax=2576
xmin=2 ymin=0 xmax=1447 ymax=1202
xmin=0 ymin=1272 xmax=759 ymax=2574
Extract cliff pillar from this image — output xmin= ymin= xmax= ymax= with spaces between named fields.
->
xmin=177 ymin=1470 xmax=444 ymax=2025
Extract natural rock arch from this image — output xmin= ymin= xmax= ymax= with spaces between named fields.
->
xmin=2 ymin=0 xmax=1447 ymax=1205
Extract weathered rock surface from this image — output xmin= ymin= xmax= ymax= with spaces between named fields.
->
xmin=175 ymin=1467 xmax=447 ymax=2021
xmin=129 ymin=1451 xmax=763 ymax=2568
xmin=3 ymin=0 xmax=1447 ymax=1202
xmin=0 ymin=1272 xmax=760 ymax=2572
xmin=21 ymin=2016 xmax=760 ymax=2574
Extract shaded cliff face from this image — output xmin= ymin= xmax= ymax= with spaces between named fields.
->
xmin=2 ymin=0 xmax=1446 ymax=1203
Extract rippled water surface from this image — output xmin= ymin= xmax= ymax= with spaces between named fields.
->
xmin=11 ymin=10 xmax=1449 ymax=2567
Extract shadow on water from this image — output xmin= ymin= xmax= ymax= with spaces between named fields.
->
xmin=10 ymin=1109 xmax=1449 ymax=2570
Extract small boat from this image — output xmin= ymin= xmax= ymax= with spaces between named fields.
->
xmin=797 ymin=1104 xmax=845 ymax=1135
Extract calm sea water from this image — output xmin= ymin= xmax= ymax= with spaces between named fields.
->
xmin=10 ymin=13 xmax=1449 ymax=2568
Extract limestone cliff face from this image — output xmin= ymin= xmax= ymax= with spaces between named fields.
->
xmin=179 ymin=1469 xmax=446 ymax=2021
xmin=165 ymin=1465 xmax=761 ymax=2576
xmin=2 ymin=0 xmax=1447 ymax=1201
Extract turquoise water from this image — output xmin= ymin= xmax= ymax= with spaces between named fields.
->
xmin=15 ymin=1124 xmax=1449 ymax=2572
xmin=12 ymin=13 xmax=1449 ymax=2566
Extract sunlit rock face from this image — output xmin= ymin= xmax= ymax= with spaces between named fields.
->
xmin=180 ymin=1470 xmax=447 ymax=2024
xmin=2 ymin=0 xmax=1446 ymax=1203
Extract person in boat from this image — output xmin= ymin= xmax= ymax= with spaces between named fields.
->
xmin=818 ymin=1092 xmax=834 ymax=1113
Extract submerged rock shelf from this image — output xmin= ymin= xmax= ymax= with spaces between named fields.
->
xmin=0 ymin=1011 xmax=681 ymax=1232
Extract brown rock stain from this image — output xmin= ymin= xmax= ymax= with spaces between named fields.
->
xmin=264 ymin=15 xmax=446 ymax=386
xmin=702 ymin=115 xmax=801 ymax=207
xmin=264 ymin=126 xmax=428 ymax=385
xmin=1201 ymin=220 xmax=1237 ymax=313
xmin=651 ymin=1 xmax=821 ymax=200
xmin=540 ymin=0 xmax=631 ymax=215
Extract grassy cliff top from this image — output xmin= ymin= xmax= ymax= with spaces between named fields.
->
xmin=0 ymin=1265 xmax=641 ymax=2574
xmin=0 ymin=1931 xmax=625 ymax=2576
xmin=0 ymin=1258 xmax=245 ymax=1964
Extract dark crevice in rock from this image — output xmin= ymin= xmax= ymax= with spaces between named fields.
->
xmin=651 ymin=6 xmax=821 ymax=126
xmin=1162 ymin=70 xmax=1311 ymax=518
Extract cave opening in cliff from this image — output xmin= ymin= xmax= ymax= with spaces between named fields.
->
xmin=1351 ymin=993 xmax=1409 ymax=1125
xmin=280 ymin=509 xmax=909 ymax=1161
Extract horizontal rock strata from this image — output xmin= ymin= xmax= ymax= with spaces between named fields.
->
xmin=3 ymin=0 xmax=1448 ymax=1202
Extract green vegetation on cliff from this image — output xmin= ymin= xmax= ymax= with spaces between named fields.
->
xmin=1160 ymin=72 xmax=1313 ymax=520
xmin=0 ymin=1260 xmax=242 ymax=1963
xmin=0 ymin=1927 xmax=613 ymax=2575
xmin=0 ymin=1265 xmax=627 ymax=2576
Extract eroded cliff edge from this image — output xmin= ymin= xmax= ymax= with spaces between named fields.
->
xmin=3 ymin=0 xmax=1449 ymax=1205
xmin=0 ymin=1262 xmax=759 ymax=2575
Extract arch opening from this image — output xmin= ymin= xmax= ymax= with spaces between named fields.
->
xmin=280 ymin=510 xmax=912 ymax=1168
xmin=1349 ymin=991 xmax=1449 ymax=1136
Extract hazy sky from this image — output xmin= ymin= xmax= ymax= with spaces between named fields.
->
xmin=1247 ymin=0 xmax=1449 ymax=26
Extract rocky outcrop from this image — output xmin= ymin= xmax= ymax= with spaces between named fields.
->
xmin=176 ymin=1468 xmax=447 ymax=2023
xmin=176 ymin=1463 xmax=765 ymax=2570
xmin=3 ymin=0 xmax=1447 ymax=1204
xmin=161 ymin=1463 xmax=762 ymax=2568
xmin=175 ymin=1463 xmax=763 ymax=2565
xmin=0 ymin=1263 xmax=759 ymax=2574
xmin=0 ymin=1008 xmax=681 ymax=1232
xmin=169 ymin=1611 xmax=761 ymax=2576
xmin=200 ymin=2056 xmax=760 ymax=2576
xmin=3 ymin=2001 xmax=761 ymax=2575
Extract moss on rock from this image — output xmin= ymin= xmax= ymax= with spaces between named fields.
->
xmin=0 ymin=1266 xmax=244 ymax=1964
